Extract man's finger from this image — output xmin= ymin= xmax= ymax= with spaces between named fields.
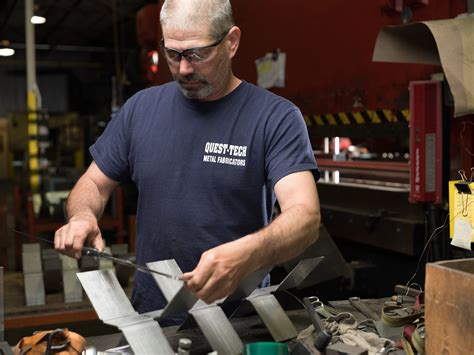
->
xmin=73 ymin=234 xmax=85 ymax=259
xmin=185 ymin=260 xmax=214 ymax=292
xmin=90 ymin=231 xmax=104 ymax=251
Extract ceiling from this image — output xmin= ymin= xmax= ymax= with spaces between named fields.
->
xmin=0 ymin=0 xmax=157 ymax=50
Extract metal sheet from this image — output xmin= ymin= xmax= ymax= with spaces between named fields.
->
xmin=110 ymin=243 xmax=129 ymax=256
xmin=147 ymin=260 xmax=184 ymax=302
xmin=106 ymin=314 xmax=155 ymax=328
xmin=189 ymin=304 xmax=243 ymax=354
xmin=77 ymin=269 xmax=135 ymax=321
xmin=158 ymin=285 xmax=198 ymax=319
xmin=77 ymin=269 xmax=174 ymax=353
xmin=22 ymin=243 xmax=41 ymax=254
xmin=121 ymin=319 xmax=174 ymax=355
xmin=225 ymin=267 xmax=271 ymax=302
xmin=247 ymin=293 xmax=297 ymax=342
xmin=62 ymin=270 xmax=83 ymax=303
xmin=22 ymin=243 xmax=42 ymax=274
xmin=283 ymin=225 xmax=352 ymax=288
xmin=277 ymin=256 xmax=324 ymax=291
xmin=99 ymin=246 xmax=115 ymax=271
xmin=142 ymin=309 xmax=163 ymax=319
xmin=24 ymin=273 xmax=45 ymax=306
xmin=61 ymin=254 xmax=79 ymax=271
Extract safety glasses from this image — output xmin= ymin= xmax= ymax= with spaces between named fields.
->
xmin=160 ymin=29 xmax=230 ymax=64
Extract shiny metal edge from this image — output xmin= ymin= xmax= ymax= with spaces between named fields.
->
xmin=120 ymin=319 xmax=174 ymax=355
xmin=277 ymin=256 xmax=324 ymax=291
xmin=147 ymin=260 xmax=183 ymax=302
xmin=77 ymin=269 xmax=136 ymax=321
xmin=190 ymin=304 xmax=243 ymax=354
xmin=247 ymin=293 xmax=297 ymax=342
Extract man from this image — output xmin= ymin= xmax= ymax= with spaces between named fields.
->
xmin=55 ymin=0 xmax=321 ymax=318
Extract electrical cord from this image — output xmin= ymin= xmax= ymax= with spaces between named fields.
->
xmin=404 ymin=200 xmax=473 ymax=289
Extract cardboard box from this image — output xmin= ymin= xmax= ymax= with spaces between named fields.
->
xmin=425 ymin=258 xmax=474 ymax=354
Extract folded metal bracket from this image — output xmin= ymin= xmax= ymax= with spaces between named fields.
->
xmin=276 ymin=256 xmax=325 ymax=291
xmin=242 ymin=256 xmax=324 ymax=341
xmin=146 ymin=260 xmax=199 ymax=319
xmin=77 ymin=269 xmax=174 ymax=354
xmin=189 ymin=300 xmax=243 ymax=354
xmin=247 ymin=293 xmax=298 ymax=341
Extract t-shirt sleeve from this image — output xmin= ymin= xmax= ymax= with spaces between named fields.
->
xmin=265 ymin=106 xmax=320 ymax=189
xmin=89 ymin=104 xmax=132 ymax=182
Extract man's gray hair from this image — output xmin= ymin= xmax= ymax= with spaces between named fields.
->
xmin=160 ymin=0 xmax=234 ymax=39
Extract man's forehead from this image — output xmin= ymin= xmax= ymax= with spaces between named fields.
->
xmin=162 ymin=26 xmax=213 ymax=48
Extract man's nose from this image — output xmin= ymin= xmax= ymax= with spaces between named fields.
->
xmin=178 ymin=57 xmax=194 ymax=76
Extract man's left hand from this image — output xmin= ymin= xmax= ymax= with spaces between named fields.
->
xmin=181 ymin=238 xmax=255 ymax=303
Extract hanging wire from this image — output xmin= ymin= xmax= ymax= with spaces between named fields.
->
xmin=460 ymin=121 xmax=474 ymax=156
xmin=404 ymin=212 xmax=450 ymax=290
xmin=404 ymin=197 xmax=474 ymax=290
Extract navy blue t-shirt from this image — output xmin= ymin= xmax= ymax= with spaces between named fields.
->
xmin=90 ymin=81 xmax=319 ymax=315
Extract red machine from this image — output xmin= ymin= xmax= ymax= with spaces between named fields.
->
xmin=409 ymin=81 xmax=443 ymax=204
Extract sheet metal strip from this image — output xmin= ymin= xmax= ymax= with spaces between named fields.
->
xmin=225 ymin=267 xmax=271 ymax=302
xmin=77 ymin=269 xmax=136 ymax=321
xmin=147 ymin=260 xmax=185 ymax=302
xmin=61 ymin=255 xmax=83 ymax=303
xmin=147 ymin=260 xmax=200 ymax=319
xmin=120 ymin=319 xmax=174 ymax=355
xmin=77 ymin=269 xmax=174 ymax=354
xmin=189 ymin=301 xmax=243 ymax=354
xmin=247 ymin=293 xmax=298 ymax=342
xmin=22 ymin=243 xmax=45 ymax=306
xmin=277 ymin=256 xmax=324 ymax=291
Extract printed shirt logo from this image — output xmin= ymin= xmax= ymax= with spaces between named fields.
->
xmin=203 ymin=142 xmax=247 ymax=167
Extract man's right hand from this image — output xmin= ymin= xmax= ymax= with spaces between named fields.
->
xmin=54 ymin=216 xmax=104 ymax=259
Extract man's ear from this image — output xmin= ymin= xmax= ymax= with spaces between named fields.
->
xmin=226 ymin=26 xmax=241 ymax=59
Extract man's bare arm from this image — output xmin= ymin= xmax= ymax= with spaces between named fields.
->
xmin=246 ymin=170 xmax=320 ymax=268
xmin=183 ymin=170 xmax=320 ymax=302
xmin=55 ymin=162 xmax=119 ymax=258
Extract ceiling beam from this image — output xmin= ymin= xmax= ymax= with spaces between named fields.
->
xmin=0 ymin=0 xmax=19 ymax=37
xmin=41 ymin=0 xmax=83 ymax=45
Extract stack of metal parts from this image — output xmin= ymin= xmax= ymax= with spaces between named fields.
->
xmin=77 ymin=256 xmax=324 ymax=354
xmin=22 ymin=243 xmax=45 ymax=306
xmin=60 ymin=255 xmax=83 ymax=303
xmin=42 ymin=248 xmax=62 ymax=293
xmin=21 ymin=241 xmax=126 ymax=307
xmin=98 ymin=247 xmax=115 ymax=272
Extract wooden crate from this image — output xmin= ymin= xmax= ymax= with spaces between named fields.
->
xmin=425 ymin=258 xmax=474 ymax=354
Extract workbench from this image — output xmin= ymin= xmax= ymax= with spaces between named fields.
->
xmin=86 ymin=310 xmax=311 ymax=353
xmin=85 ymin=299 xmax=393 ymax=353
xmin=3 ymin=269 xmax=400 ymax=354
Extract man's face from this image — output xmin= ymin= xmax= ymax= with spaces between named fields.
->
xmin=161 ymin=27 xmax=232 ymax=100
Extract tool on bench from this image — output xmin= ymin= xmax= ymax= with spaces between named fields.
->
xmin=348 ymin=297 xmax=381 ymax=321
xmin=302 ymin=296 xmax=332 ymax=351
xmin=12 ymin=229 xmax=182 ymax=281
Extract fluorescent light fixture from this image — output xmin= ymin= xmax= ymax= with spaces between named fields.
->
xmin=0 ymin=48 xmax=15 ymax=56
xmin=31 ymin=16 xmax=46 ymax=24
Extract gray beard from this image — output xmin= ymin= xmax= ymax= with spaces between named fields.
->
xmin=177 ymin=81 xmax=214 ymax=100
